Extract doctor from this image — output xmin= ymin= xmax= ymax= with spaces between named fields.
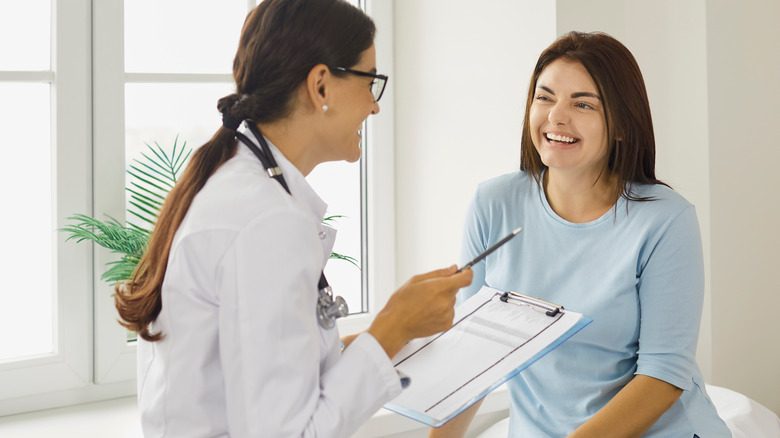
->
xmin=113 ymin=0 xmax=473 ymax=436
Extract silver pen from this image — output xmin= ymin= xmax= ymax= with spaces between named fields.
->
xmin=457 ymin=227 xmax=523 ymax=273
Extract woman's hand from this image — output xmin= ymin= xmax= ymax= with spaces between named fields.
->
xmin=368 ymin=265 xmax=473 ymax=359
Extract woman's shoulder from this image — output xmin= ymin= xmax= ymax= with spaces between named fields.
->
xmin=625 ymin=182 xmax=696 ymax=220
xmin=475 ymin=171 xmax=536 ymax=201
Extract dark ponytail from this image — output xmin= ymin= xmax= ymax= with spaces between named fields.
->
xmin=115 ymin=128 xmax=237 ymax=341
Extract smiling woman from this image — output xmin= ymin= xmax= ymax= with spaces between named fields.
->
xmin=530 ymin=58 xmax=609 ymax=199
xmin=432 ymin=31 xmax=733 ymax=438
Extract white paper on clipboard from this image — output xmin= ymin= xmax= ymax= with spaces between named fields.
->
xmin=383 ymin=285 xmax=593 ymax=427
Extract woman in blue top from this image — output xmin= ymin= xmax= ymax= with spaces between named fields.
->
xmin=430 ymin=32 xmax=731 ymax=437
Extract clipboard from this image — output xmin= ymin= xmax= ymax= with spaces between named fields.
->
xmin=383 ymin=286 xmax=593 ymax=427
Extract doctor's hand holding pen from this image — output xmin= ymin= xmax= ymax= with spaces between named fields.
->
xmin=360 ymin=265 xmax=473 ymax=359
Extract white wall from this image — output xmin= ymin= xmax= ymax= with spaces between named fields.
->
xmin=706 ymin=0 xmax=780 ymax=415
xmin=393 ymin=0 xmax=780 ymax=417
xmin=393 ymin=0 xmax=556 ymax=280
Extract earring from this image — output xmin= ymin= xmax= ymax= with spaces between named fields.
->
xmin=322 ymin=105 xmax=328 ymax=112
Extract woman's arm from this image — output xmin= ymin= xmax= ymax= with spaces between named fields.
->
xmin=427 ymin=399 xmax=483 ymax=438
xmin=567 ymin=375 xmax=682 ymax=438
xmin=568 ymin=205 xmax=702 ymax=437
xmin=340 ymin=332 xmax=361 ymax=350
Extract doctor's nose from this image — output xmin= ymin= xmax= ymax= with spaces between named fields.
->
xmin=371 ymin=101 xmax=380 ymax=115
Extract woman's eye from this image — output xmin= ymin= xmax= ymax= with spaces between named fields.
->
xmin=535 ymin=95 xmax=551 ymax=102
xmin=576 ymin=102 xmax=594 ymax=110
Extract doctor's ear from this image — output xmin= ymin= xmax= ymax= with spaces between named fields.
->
xmin=306 ymin=64 xmax=331 ymax=113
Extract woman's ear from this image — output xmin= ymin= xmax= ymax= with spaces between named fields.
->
xmin=306 ymin=64 xmax=331 ymax=113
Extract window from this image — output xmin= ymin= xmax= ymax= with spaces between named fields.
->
xmin=0 ymin=0 xmax=395 ymax=415
xmin=0 ymin=0 xmax=53 ymax=364
xmin=0 ymin=0 xmax=95 ymax=415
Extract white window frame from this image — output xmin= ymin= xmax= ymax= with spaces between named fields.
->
xmin=0 ymin=0 xmax=138 ymax=416
xmin=0 ymin=0 xmax=396 ymax=416
xmin=338 ymin=0 xmax=396 ymax=336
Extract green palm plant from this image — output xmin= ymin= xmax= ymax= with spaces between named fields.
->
xmin=62 ymin=137 xmax=358 ymax=284
xmin=62 ymin=137 xmax=190 ymax=283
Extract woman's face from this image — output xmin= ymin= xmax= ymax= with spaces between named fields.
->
xmin=323 ymin=44 xmax=380 ymax=164
xmin=529 ymin=58 xmax=609 ymax=179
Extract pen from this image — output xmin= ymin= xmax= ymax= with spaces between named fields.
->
xmin=457 ymin=227 xmax=523 ymax=273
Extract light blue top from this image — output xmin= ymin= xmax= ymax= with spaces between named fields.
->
xmin=458 ymin=171 xmax=731 ymax=437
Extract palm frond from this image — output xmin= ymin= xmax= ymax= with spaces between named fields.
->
xmin=125 ymin=141 xmax=185 ymax=230
xmin=127 ymin=182 xmax=167 ymax=205
xmin=133 ymin=157 xmax=177 ymax=186
xmin=102 ymin=256 xmax=141 ymax=283
xmin=127 ymin=203 xmax=159 ymax=228
xmin=171 ymin=144 xmax=192 ymax=180
xmin=127 ymin=164 xmax=175 ymax=193
xmin=61 ymin=214 xmax=148 ymax=257
xmin=321 ymin=215 xmax=347 ymax=226
xmin=126 ymin=187 xmax=164 ymax=211
xmin=329 ymin=251 xmax=360 ymax=269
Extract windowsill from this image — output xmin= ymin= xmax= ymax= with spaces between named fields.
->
xmin=0 ymin=386 xmax=509 ymax=437
xmin=0 ymin=396 xmax=142 ymax=438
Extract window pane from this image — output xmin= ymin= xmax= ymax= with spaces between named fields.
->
xmin=308 ymin=162 xmax=363 ymax=313
xmin=0 ymin=83 xmax=53 ymax=361
xmin=124 ymin=0 xmax=247 ymax=74
xmin=0 ymin=0 xmax=51 ymax=70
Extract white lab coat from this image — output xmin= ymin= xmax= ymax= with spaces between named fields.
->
xmin=136 ymin=130 xmax=402 ymax=437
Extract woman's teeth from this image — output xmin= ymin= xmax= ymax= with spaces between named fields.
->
xmin=546 ymin=133 xmax=578 ymax=143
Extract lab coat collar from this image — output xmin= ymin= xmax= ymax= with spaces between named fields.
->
xmin=239 ymin=127 xmax=329 ymax=223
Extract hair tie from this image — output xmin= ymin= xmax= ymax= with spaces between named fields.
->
xmin=222 ymin=112 xmax=243 ymax=131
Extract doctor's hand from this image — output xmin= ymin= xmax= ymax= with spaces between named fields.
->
xmin=367 ymin=265 xmax=472 ymax=359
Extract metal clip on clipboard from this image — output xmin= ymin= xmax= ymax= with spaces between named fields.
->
xmin=499 ymin=291 xmax=564 ymax=317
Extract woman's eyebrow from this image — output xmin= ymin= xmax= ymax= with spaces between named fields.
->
xmin=537 ymin=85 xmax=555 ymax=94
xmin=571 ymin=91 xmax=601 ymax=100
xmin=537 ymin=85 xmax=601 ymax=100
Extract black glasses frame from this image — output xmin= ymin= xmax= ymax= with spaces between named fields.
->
xmin=332 ymin=66 xmax=388 ymax=102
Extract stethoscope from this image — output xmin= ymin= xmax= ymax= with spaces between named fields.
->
xmin=233 ymin=122 xmax=349 ymax=329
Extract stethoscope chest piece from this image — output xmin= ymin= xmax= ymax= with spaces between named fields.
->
xmin=317 ymin=285 xmax=349 ymax=329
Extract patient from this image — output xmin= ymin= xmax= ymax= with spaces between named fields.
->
xmin=430 ymin=31 xmax=732 ymax=437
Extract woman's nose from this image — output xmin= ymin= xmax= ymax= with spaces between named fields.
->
xmin=547 ymin=102 xmax=568 ymax=125
xmin=371 ymin=101 xmax=380 ymax=115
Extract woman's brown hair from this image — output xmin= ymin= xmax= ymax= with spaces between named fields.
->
xmin=115 ymin=0 xmax=376 ymax=341
xmin=520 ymin=31 xmax=667 ymax=201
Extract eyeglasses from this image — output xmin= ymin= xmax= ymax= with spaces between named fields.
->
xmin=332 ymin=66 xmax=388 ymax=103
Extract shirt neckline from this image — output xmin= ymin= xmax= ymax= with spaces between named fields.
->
xmin=535 ymin=171 xmax=624 ymax=228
